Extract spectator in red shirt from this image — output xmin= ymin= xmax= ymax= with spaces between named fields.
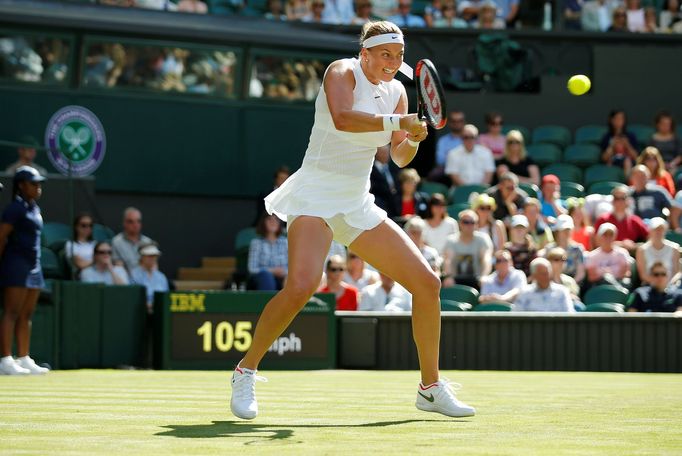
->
xmin=318 ymin=255 xmax=359 ymax=311
xmin=594 ymin=185 xmax=648 ymax=254
xmin=398 ymin=168 xmax=429 ymax=219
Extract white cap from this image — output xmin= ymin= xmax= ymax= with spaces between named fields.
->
xmin=552 ymin=214 xmax=574 ymax=231
xmin=511 ymin=214 xmax=529 ymax=228
xmin=649 ymin=217 xmax=668 ymax=230
xmin=139 ymin=244 xmax=161 ymax=256
xmin=597 ymin=222 xmax=617 ymax=236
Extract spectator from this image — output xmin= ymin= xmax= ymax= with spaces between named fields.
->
xmin=457 ymin=0 xmax=483 ymax=21
xmin=405 ymin=217 xmax=443 ymax=274
xmin=540 ymin=214 xmax=586 ymax=284
xmin=442 ymin=209 xmax=493 ymax=289
xmin=319 ymin=255 xmax=359 ymax=310
xmin=524 ymin=198 xmax=553 ymax=249
xmin=81 ymin=241 xmax=130 ymax=285
xmin=430 ymin=111 xmax=465 ymax=184
xmin=445 ymin=124 xmax=495 ymax=187
xmin=644 ymin=6 xmax=659 ymax=32
xmin=359 ymin=272 xmax=412 ymax=311
xmin=0 ymin=166 xmax=49 ymax=375
xmin=478 ymin=112 xmax=506 ymax=160
xmin=265 ymin=0 xmax=288 ymax=19
xmin=487 ymin=172 xmax=528 ymax=223
xmin=600 ymin=109 xmax=638 ymax=175
xmin=608 ymin=6 xmax=630 ymax=31
xmin=5 ymin=136 xmax=48 ymax=176
xmin=247 ymin=214 xmax=288 ymax=290
xmin=563 ymin=0 xmax=583 ymax=30
xmin=286 ymin=0 xmax=310 ymax=20
xmin=504 ymin=214 xmax=537 ymax=277
xmin=388 ymin=0 xmax=428 ymax=26
xmin=514 ymin=258 xmax=574 ymax=312
xmin=581 ymin=0 xmax=617 ymax=31
xmin=177 ymin=0 xmax=208 ymax=13
xmin=433 ymin=0 xmax=469 ymax=26
xmin=473 ymin=193 xmax=507 ymax=250
xmin=322 ymin=0 xmax=355 ymax=23
xmin=422 ymin=193 xmax=459 ymax=256
xmin=474 ymin=1 xmax=506 ymax=28
xmin=625 ymin=0 xmax=645 ymax=31
xmin=370 ymin=145 xmax=401 ymax=218
xmin=538 ymin=174 xmax=566 ymax=221
xmin=351 ymin=0 xmax=377 ymax=23
xmin=594 ymin=185 xmax=648 ymax=253
xmin=372 ymin=0 xmax=398 ymax=19
xmin=343 ymin=250 xmax=380 ymax=292
xmin=635 ymin=217 xmax=680 ymax=285
xmin=398 ymin=168 xmax=429 ymax=219
xmin=64 ymin=213 xmax=96 ymax=275
xmin=567 ymin=197 xmax=594 ymax=251
xmin=546 ymin=247 xmax=581 ymax=304
xmin=660 ymin=0 xmax=682 ymax=31
xmin=630 ymin=165 xmax=672 ymax=221
xmin=650 ymin=111 xmax=682 ymax=170
xmin=111 ymin=207 xmax=154 ymax=273
xmin=493 ymin=0 xmax=520 ymax=26
xmin=585 ymin=223 xmax=631 ymax=291
xmin=635 ymin=147 xmax=675 ymax=197
xmin=254 ymin=165 xmax=291 ymax=226
xmin=130 ymin=243 xmax=169 ymax=313
xmin=629 ymin=262 xmax=682 ymax=312
xmin=302 ymin=0 xmax=326 ymax=22
xmin=424 ymin=0 xmax=444 ymax=26
xmin=495 ymin=130 xmax=540 ymax=186
xmin=479 ymin=249 xmax=527 ymax=304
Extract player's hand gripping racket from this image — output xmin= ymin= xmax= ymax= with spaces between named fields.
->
xmin=415 ymin=59 xmax=447 ymax=130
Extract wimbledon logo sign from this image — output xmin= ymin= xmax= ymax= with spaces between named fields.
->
xmin=44 ymin=106 xmax=106 ymax=177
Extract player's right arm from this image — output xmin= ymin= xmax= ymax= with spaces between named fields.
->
xmin=324 ymin=60 xmax=422 ymax=135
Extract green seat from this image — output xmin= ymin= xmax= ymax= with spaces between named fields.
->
xmin=628 ymin=124 xmax=654 ymax=147
xmin=583 ymin=303 xmax=625 ymax=313
xmin=677 ymin=126 xmax=682 ymax=140
xmin=575 ymin=125 xmax=607 ymax=145
xmin=206 ymin=0 xmax=237 ymax=14
xmin=584 ymin=285 xmax=628 ymax=305
xmin=526 ymin=143 xmax=562 ymax=167
xmin=665 ymin=231 xmax=682 ymax=245
xmin=419 ymin=181 xmax=449 ymax=197
xmin=440 ymin=299 xmax=472 ymax=311
xmin=563 ymin=144 xmax=601 ymax=168
xmin=40 ymin=247 xmax=63 ymax=279
xmin=93 ymin=223 xmax=115 ymax=242
xmin=473 ymin=302 xmax=512 ymax=311
xmin=584 ymin=165 xmax=625 ymax=188
xmin=542 ymin=163 xmax=582 ymax=184
xmin=532 ymin=125 xmax=572 ymax=149
xmin=449 ymin=184 xmax=489 ymax=205
xmin=235 ymin=227 xmax=258 ymax=275
xmin=560 ymin=181 xmax=585 ymax=198
xmin=446 ymin=203 xmax=471 ymax=219
xmin=518 ymin=182 xmax=539 ymax=199
xmin=502 ymin=125 xmax=530 ymax=143
xmin=440 ymin=285 xmax=479 ymax=306
xmin=41 ymin=222 xmax=71 ymax=249
xmin=588 ymin=180 xmax=624 ymax=196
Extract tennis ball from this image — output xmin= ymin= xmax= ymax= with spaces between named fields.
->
xmin=567 ymin=75 xmax=591 ymax=96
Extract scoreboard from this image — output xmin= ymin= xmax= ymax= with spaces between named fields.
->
xmin=154 ymin=291 xmax=336 ymax=370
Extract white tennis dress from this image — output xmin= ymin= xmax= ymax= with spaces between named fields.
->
xmin=265 ymin=57 xmax=404 ymax=235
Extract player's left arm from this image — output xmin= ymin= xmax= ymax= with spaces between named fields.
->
xmin=390 ymin=87 xmax=427 ymax=168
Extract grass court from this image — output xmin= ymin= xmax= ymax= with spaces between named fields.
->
xmin=1 ymin=369 xmax=681 ymax=455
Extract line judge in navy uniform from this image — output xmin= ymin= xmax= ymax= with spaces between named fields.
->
xmin=0 ymin=166 xmax=49 ymax=375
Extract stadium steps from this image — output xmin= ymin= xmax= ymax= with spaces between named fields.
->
xmin=178 ymin=267 xmax=235 ymax=281
xmin=201 ymin=257 xmax=236 ymax=269
xmin=173 ymin=280 xmax=225 ymax=291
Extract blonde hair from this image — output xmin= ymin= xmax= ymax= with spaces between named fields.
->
xmin=503 ymin=130 xmax=527 ymax=160
xmin=359 ymin=21 xmax=402 ymax=45
xmin=636 ymin=146 xmax=666 ymax=178
xmin=399 ymin=168 xmax=421 ymax=185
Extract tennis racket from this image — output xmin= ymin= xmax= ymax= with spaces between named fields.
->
xmin=415 ymin=59 xmax=447 ymax=130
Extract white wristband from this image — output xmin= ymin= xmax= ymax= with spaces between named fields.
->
xmin=382 ymin=115 xmax=401 ymax=131
xmin=407 ymin=138 xmax=420 ymax=147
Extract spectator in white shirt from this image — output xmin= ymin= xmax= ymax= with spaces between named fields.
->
xmin=343 ymin=250 xmax=380 ymax=293
xmin=404 ymin=216 xmax=443 ymax=275
xmin=65 ymin=213 xmax=97 ymax=274
xmin=514 ymin=258 xmax=574 ymax=312
xmin=479 ymin=250 xmax=527 ymax=304
xmin=360 ymin=273 xmax=412 ymax=311
xmin=445 ymin=124 xmax=495 ymax=187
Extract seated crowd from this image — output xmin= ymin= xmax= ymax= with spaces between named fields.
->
xmin=243 ymin=107 xmax=682 ymax=313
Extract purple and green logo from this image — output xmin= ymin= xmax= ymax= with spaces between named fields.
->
xmin=44 ymin=106 xmax=106 ymax=177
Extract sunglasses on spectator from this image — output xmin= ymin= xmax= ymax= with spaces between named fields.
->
xmin=613 ymin=196 xmax=627 ymax=201
xmin=460 ymin=219 xmax=475 ymax=225
xmin=652 ymin=271 xmax=667 ymax=277
xmin=96 ymin=249 xmax=112 ymax=255
xmin=462 ymin=136 xmax=475 ymax=140
xmin=79 ymin=223 xmax=93 ymax=228
xmin=328 ymin=267 xmax=345 ymax=272
xmin=490 ymin=120 xmax=503 ymax=126
xmin=495 ymin=257 xmax=509 ymax=263
xmin=507 ymin=140 xmax=521 ymax=145
xmin=125 ymin=219 xmax=141 ymax=224
xmin=550 ymin=257 xmax=567 ymax=262
xmin=478 ymin=206 xmax=492 ymax=211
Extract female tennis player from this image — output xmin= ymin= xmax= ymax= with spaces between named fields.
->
xmin=230 ymin=21 xmax=475 ymax=419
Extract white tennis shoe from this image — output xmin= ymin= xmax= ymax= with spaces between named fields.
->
xmin=16 ymin=356 xmax=49 ymax=375
xmin=0 ymin=356 xmax=30 ymax=375
xmin=415 ymin=379 xmax=476 ymax=417
xmin=230 ymin=365 xmax=267 ymax=420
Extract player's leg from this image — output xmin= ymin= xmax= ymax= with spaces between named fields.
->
xmin=0 ymin=287 xmax=30 ymax=375
xmin=231 ymin=215 xmax=332 ymax=419
xmin=14 ymin=289 xmax=47 ymax=374
xmin=350 ymin=218 xmax=475 ymax=417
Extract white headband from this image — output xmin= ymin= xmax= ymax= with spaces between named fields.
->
xmin=361 ymin=33 xmax=413 ymax=80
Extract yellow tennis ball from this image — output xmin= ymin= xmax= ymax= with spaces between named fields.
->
xmin=568 ymin=75 xmax=591 ymax=96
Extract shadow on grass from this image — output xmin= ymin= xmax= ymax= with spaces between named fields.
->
xmin=157 ymin=418 xmax=465 ymax=443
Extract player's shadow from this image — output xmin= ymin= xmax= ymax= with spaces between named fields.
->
xmin=157 ymin=419 xmax=464 ymax=443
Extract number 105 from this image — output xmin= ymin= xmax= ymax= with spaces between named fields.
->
xmin=196 ymin=321 xmax=253 ymax=353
